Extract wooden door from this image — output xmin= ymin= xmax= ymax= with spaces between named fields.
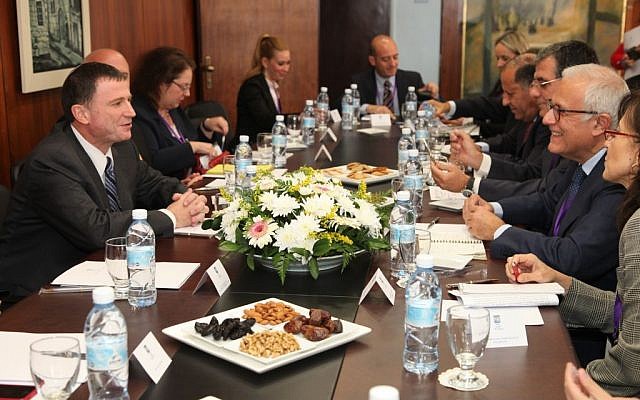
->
xmin=195 ymin=0 xmax=319 ymax=133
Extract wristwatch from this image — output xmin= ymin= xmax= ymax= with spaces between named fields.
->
xmin=462 ymin=176 xmax=475 ymax=198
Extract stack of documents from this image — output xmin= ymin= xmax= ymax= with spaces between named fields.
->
xmin=418 ymin=223 xmax=486 ymax=261
xmin=450 ymin=282 xmax=565 ymax=307
xmin=428 ymin=186 xmax=466 ymax=212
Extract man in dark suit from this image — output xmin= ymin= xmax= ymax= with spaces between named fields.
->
xmin=0 ymin=63 xmax=209 ymax=299
xmin=351 ymin=34 xmax=437 ymax=117
xmin=463 ymin=64 xmax=628 ymax=365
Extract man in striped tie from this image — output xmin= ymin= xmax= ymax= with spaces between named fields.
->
xmin=0 ymin=62 xmax=209 ymax=301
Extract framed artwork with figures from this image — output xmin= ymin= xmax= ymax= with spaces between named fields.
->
xmin=16 ymin=0 xmax=91 ymax=93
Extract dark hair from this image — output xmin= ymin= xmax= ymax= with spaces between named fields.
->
xmin=62 ymin=62 xmax=127 ymax=122
xmin=132 ymin=47 xmax=196 ymax=108
xmin=536 ymin=40 xmax=599 ymax=77
xmin=616 ymin=91 xmax=640 ymax=231
xmin=515 ymin=63 xmax=536 ymax=87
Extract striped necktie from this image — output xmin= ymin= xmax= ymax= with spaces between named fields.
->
xmin=104 ymin=156 xmax=121 ymax=212
xmin=382 ymin=80 xmax=393 ymax=108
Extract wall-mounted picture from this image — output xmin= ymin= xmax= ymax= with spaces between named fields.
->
xmin=462 ymin=0 xmax=625 ymax=97
xmin=16 ymin=0 xmax=91 ymax=93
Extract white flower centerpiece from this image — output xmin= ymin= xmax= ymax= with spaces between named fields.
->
xmin=203 ymin=167 xmax=390 ymax=283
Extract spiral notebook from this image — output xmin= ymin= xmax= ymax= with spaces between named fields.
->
xmin=417 ymin=223 xmax=486 ymax=260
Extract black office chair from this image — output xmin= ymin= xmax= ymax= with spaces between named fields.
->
xmin=0 ymin=184 xmax=10 ymax=232
xmin=10 ymin=159 xmax=24 ymax=186
xmin=184 ymin=101 xmax=236 ymax=153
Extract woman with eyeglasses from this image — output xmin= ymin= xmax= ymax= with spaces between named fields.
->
xmin=236 ymin=34 xmax=291 ymax=144
xmin=506 ymin=91 xmax=640 ymax=397
xmin=132 ymin=47 xmax=229 ymax=181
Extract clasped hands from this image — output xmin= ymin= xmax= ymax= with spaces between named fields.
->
xmin=461 ymin=194 xmax=503 ymax=240
xmin=167 ymin=188 xmax=209 ymax=228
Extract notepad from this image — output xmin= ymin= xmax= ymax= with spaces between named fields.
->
xmin=458 ymin=282 xmax=565 ymax=295
xmin=417 ymin=223 xmax=486 ymax=260
xmin=450 ymin=292 xmax=560 ymax=308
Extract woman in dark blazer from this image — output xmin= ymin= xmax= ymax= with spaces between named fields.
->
xmin=132 ymin=47 xmax=229 ymax=180
xmin=236 ymin=34 xmax=290 ymax=144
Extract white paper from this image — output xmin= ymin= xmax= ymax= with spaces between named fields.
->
xmin=52 ymin=261 xmax=199 ymax=290
xmin=440 ymin=300 xmax=543 ymax=326
xmin=357 ymin=127 xmax=388 ymax=135
xmin=314 ymin=144 xmax=332 ymax=161
xmin=458 ymin=282 xmax=565 ymax=295
xmin=428 ymin=186 xmax=466 ymax=201
xmin=199 ymin=154 xmax=211 ymax=170
xmin=174 ymin=223 xmax=215 ymax=238
xmin=286 ymin=141 xmax=307 ymax=150
xmin=359 ymin=268 xmax=395 ymax=305
xmin=133 ymin=332 xmax=172 ymax=384
xmin=486 ymin=309 xmax=528 ymax=348
xmin=203 ymin=179 xmax=226 ymax=189
xmin=431 ymin=254 xmax=472 ymax=270
xmin=326 ymin=128 xmax=337 ymax=142
xmin=208 ymin=260 xmax=231 ymax=295
xmin=369 ymin=113 xmax=392 ymax=126
xmin=453 ymin=292 xmax=559 ymax=308
xmin=420 ymin=223 xmax=486 ymax=260
xmin=0 ymin=331 xmax=87 ymax=385
xmin=329 ymin=109 xmax=341 ymax=123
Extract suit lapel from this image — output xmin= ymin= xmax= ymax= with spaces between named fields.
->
xmin=258 ymin=75 xmax=278 ymax=115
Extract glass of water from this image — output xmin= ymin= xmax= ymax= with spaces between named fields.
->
xmin=446 ymin=306 xmax=490 ymax=390
xmin=286 ymin=115 xmax=301 ymax=143
xmin=223 ymin=154 xmax=235 ymax=192
xmin=105 ymin=237 xmax=128 ymax=300
xmin=30 ymin=336 xmax=81 ymax=400
xmin=256 ymin=133 xmax=272 ymax=165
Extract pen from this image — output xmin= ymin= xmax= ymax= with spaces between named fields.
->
xmin=39 ymin=286 xmax=96 ymax=294
xmin=446 ymin=278 xmax=499 ymax=289
xmin=426 ymin=217 xmax=440 ymax=229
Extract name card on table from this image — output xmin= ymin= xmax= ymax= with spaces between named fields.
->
xmin=329 ymin=109 xmax=341 ymax=123
xmin=192 ymin=259 xmax=231 ymax=296
xmin=314 ymin=144 xmax=333 ymax=162
xmin=359 ymin=268 xmax=395 ymax=305
xmin=369 ymin=113 xmax=392 ymax=127
xmin=133 ymin=332 xmax=172 ymax=384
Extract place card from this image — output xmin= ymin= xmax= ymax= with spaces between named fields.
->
xmin=329 ymin=109 xmax=341 ymax=123
xmin=359 ymin=268 xmax=395 ymax=305
xmin=319 ymin=127 xmax=337 ymax=142
xmin=133 ymin=332 xmax=172 ymax=384
xmin=370 ymin=113 xmax=392 ymax=127
xmin=314 ymin=144 xmax=332 ymax=162
xmin=192 ymin=259 xmax=231 ymax=295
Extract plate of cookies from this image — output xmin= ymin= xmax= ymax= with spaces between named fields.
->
xmin=162 ymin=297 xmax=371 ymax=373
xmin=323 ymin=162 xmax=398 ymax=185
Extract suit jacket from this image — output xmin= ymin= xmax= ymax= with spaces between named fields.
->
xmin=236 ymin=73 xmax=279 ymax=144
xmin=453 ymin=93 xmax=513 ymax=138
xmin=351 ymin=68 xmax=426 ymax=113
xmin=559 ymin=209 xmax=640 ymax=397
xmin=491 ymin=156 xmax=624 ymax=291
xmin=0 ymin=122 xmax=184 ymax=296
xmin=132 ymin=95 xmax=213 ymax=179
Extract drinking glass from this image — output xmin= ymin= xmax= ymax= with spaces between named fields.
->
xmin=417 ymin=231 xmax=431 ymax=254
xmin=391 ymin=177 xmax=405 ymax=201
xmin=256 ymin=133 xmax=272 ymax=165
xmin=223 ymin=154 xmax=235 ymax=192
xmin=30 ymin=336 xmax=81 ymax=400
xmin=429 ymin=126 xmax=450 ymax=156
xmin=286 ymin=115 xmax=301 ymax=142
xmin=105 ymin=237 xmax=127 ymax=300
xmin=446 ymin=306 xmax=490 ymax=390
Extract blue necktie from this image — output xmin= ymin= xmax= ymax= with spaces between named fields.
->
xmin=104 ymin=157 xmax=121 ymax=212
xmin=552 ymin=167 xmax=586 ymax=235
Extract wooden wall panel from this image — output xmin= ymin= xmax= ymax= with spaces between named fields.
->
xmin=439 ymin=0 xmax=464 ymax=100
xmin=0 ymin=19 xmax=8 ymax=188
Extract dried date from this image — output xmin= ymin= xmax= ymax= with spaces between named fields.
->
xmin=194 ymin=315 xmax=255 ymax=341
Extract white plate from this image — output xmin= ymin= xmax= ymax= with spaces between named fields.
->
xmin=323 ymin=164 xmax=399 ymax=186
xmin=162 ymin=297 xmax=371 ymax=374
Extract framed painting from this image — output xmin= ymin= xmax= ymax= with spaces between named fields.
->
xmin=16 ymin=0 xmax=91 ymax=93
xmin=461 ymin=0 xmax=625 ymax=97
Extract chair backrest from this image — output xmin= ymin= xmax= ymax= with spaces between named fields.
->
xmin=10 ymin=159 xmax=24 ymax=186
xmin=0 ymin=185 xmax=10 ymax=230
xmin=184 ymin=101 xmax=236 ymax=152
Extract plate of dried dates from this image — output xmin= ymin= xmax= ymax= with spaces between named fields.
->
xmin=162 ymin=297 xmax=371 ymax=373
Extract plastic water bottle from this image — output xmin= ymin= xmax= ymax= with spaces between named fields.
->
xmin=404 ymin=253 xmax=441 ymax=375
xmin=85 ymin=287 xmax=129 ymax=399
xmin=126 ymin=209 xmax=156 ymax=308
xmin=234 ymin=135 xmax=252 ymax=192
xmin=405 ymin=86 xmax=418 ymax=122
xmin=271 ymin=115 xmax=288 ymax=168
xmin=404 ymin=149 xmax=424 ymax=217
xmin=301 ymin=100 xmax=316 ymax=146
xmin=415 ymin=110 xmax=432 ymax=185
xmin=341 ymin=88 xmax=354 ymax=130
xmin=350 ymin=83 xmax=361 ymax=124
xmin=397 ymin=127 xmax=415 ymax=175
xmin=316 ymin=86 xmax=330 ymax=132
xmin=389 ymin=190 xmax=416 ymax=279
xmin=242 ymin=164 xmax=257 ymax=194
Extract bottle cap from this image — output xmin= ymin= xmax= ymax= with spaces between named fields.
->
xmin=408 ymin=86 xmax=415 ymax=91
xmin=417 ymin=110 xmax=425 ymax=116
xmin=368 ymin=385 xmax=399 ymax=400
xmin=320 ymin=86 xmax=328 ymax=92
xmin=416 ymin=253 xmax=434 ymax=269
xmin=132 ymin=209 xmax=147 ymax=220
xmin=351 ymin=83 xmax=358 ymax=89
xmin=401 ymin=127 xmax=411 ymax=135
xmin=408 ymin=149 xmax=419 ymax=157
xmin=239 ymin=135 xmax=249 ymax=143
xmin=397 ymin=191 xmax=410 ymax=201
xmin=306 ymin=99 xmax=313 ymax=105
xmin=276 ymin=115 xmax=284 ymax=122
xmin=345 ymin=88 xmax=352 ymax=94
xmin=247 ymin=165 xmax=257 ymax=173
xmin=92 ymin=286 xmax=115 ymax=304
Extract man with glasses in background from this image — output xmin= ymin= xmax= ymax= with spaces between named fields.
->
xmin=462 ymin=63 xmax=628 ymax=367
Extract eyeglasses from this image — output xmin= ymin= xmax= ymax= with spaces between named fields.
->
xmin=603 ymin=129 xmax=638 ymax=141
xmin=546 ymin=100 xmax=599 ymax=122
xmin=530 ymin=77 xmax=561 ymax=89
xmin=171 ymin=81 xmax=191 ymax=92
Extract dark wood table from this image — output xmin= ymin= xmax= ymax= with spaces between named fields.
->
xmin=0 ymin=122 xmax=577 ymax=399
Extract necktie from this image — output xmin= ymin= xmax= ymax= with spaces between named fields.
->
xmin=552 ymin=167 xmax=586 ymax=235
xmin=274 ymin=83 xmax=282 ymax=113
xmin=104 ymin=157 xmax=121 ymax=212
xmin=382 ymin=80 xmax=393 ymax=108
xmin=521 ymin=121 xmax=534 ymax=145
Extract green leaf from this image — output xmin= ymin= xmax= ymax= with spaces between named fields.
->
xmin=312 ymin=239 xmax=331 ymax=257
xmin=202 ymin=217 xmax=221 ymax=230
xmin=246 ymin=252 xmax=255 ymax=271
xmin=308 ymin=257 xmax=319 ymax=279
xmin=219 ymin=241 xmax=241 ymax=252
xmin=367 ymin=237 xmax=391 ymax=251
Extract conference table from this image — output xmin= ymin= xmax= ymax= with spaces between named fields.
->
xmin=0 ymin=121 xmax=577 ymax=399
